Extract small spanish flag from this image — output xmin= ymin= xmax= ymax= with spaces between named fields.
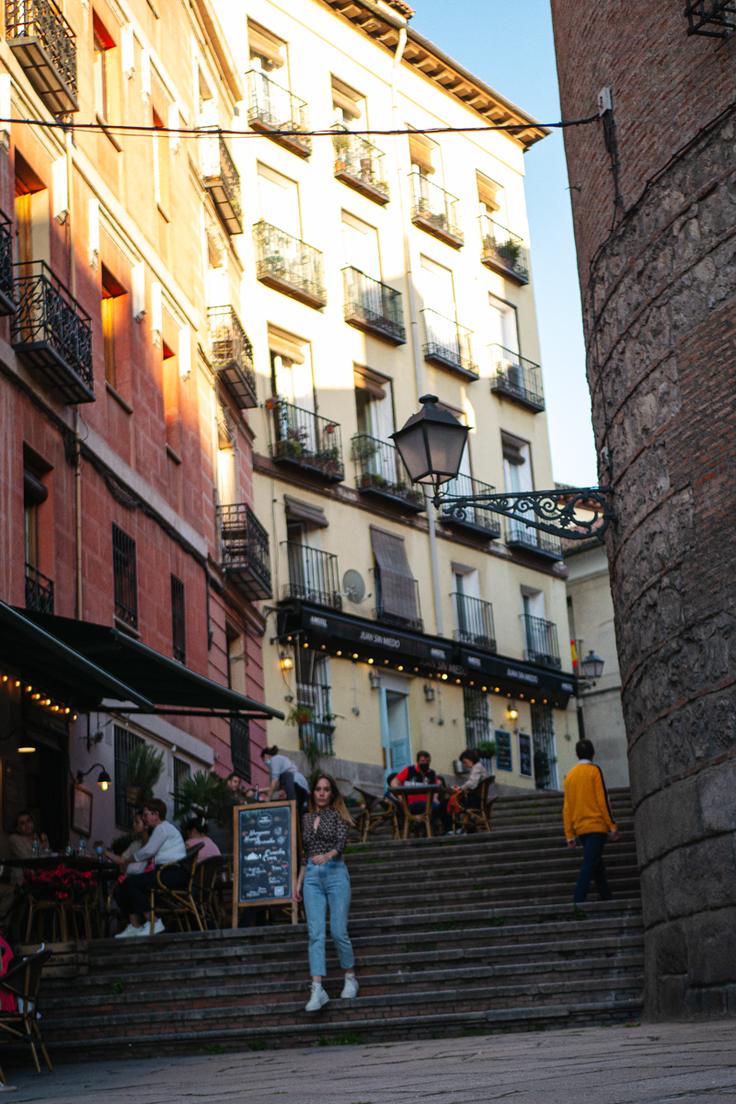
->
xmin=570 ymin=639 xmax=579 ymax=672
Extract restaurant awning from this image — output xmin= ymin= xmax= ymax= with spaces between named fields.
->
xmin=20 ymin=611 xmax=284 ymax=720
xmin=0 ymin=602 xmax=153 ymax=710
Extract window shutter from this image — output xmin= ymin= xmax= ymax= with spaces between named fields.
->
xmin=284 ymin=495 xmax=328 ymax=529
xmin=353 ymin=364 xmax=387 ymax=400
xmin=267 ymin=325 xmax=306 ymax=365
xmin=248 ymin=22 xmax=285 ymax=68
xmin=476 ymin=172 xmax=500 ymax=212
xmin=370 ymin=527 xmax=419 ymax=625
xmin=331 ymin=77 xmax=362 ymax=121
xmin=409 ymin=132 xmax=435 ymax=174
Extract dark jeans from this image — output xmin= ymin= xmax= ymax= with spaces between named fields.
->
xmin=279 ymin=772 xmax=308 ymax=816
xmin=574 ymin=833 xmax=612 ymax=903
xmin=114 ymin=864 xmax=187 ymax=920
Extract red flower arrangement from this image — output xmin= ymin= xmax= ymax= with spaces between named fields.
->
xmin=25 ymin=864 xmax=97 ymax=902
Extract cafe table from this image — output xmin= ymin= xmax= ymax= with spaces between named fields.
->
xmin=389 ymin=784 xmax=445 ymax=839
xmin=2 ymin=856 xmax=119 ymax=942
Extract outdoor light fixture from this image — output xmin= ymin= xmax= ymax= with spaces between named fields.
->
xmin=392 ymin=395 xmax=613 ymax=541
xmin=579 ymin=649 xmax=604 ymax=682
xmin=17 ymin=742 xmax=37 ymax=754
xmin=368 ymin=671 xmax=381 ymax=690
xmin=506 ymin=703 xmax=519 ymax=722
xmin=278 ymin=651 xmax=294 ymax=672
xmin=76 ymin=764 xmax=112 ymax=792
xmin=423 ymin=684 xmax=436 ymax=702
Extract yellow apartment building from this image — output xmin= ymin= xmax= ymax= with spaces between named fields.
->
xmin=212 ymin=0 xmax=581 ymax=791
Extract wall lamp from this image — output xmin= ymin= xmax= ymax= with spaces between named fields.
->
xmin=278 ymin=651 xmax=294 ymax=672
xmin=76 ymin=763 xmax=112 ymax=792
xmin=506 ymin=702 xmax=519 ymax=722
xmin=423 ymin=684 xmax=436 ymax=702
xmin=578 ymin=648 xmax=605 ymax=689
xmin=368 ymin=671 xmax=382 ymax=690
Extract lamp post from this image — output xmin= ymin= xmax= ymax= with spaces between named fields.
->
xmin=392 ymin=395 xmax=613 ymax=542
xmin=578 ymin=649 xmax=605 ymax=688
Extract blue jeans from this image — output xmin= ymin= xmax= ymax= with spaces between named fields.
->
xmin=574 ymin=833 xmax=613 ymax=903
xmin=303 ymin=858 xmax=354 ymax=978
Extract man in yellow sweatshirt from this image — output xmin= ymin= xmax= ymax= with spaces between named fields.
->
xmin=563 ymin=739 xmax=619 ymax=903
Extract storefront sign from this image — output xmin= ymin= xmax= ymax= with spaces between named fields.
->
xmin=495 ymin=730 xmax=513 ymax=772
xmin=519 ymin=733 xmax=533 ymax=777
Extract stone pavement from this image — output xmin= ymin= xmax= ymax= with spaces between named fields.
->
xmin=5 ymin=1021 xmax=736 ymax=1103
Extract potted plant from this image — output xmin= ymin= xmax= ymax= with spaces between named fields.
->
xmin=125 ymin=743 xmax=164 ymax=806
xmin=175 ymin=770 xmax=231 ymax=826
xmin=498 ymin=237 xmax=522 ymax=269
xmin=333 ymin=130 xmax=350 ymax=172
xmin=351 ymin=437 xmax=378 ymax=463
xmin=286 ymin=703 xmax=314 ymax=728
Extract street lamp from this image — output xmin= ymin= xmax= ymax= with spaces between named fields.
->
xmin=579 ymin=649 xmax=605 ymax=684
xmin=391 ymin=395 xmax=613 ymax=542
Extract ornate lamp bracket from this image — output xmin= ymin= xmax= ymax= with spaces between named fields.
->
xmin=436 ymin=486 xmax=613 ymax=542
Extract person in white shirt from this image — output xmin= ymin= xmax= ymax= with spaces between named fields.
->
xmin=260 ymin=745 xmax=310 ymax=814
xmin=113 ymin=799 xmax=187 ymax=938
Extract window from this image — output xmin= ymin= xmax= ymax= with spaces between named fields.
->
xmin=476 ymin=172 xmax=501 ymax=217
xmin=354 ymin=365 xmax=394 ymax=441
xmin=331 ymin=76 xmax=365 ymax=126
xmin=114 ymin=725 xmax=143 ymax=828
xmin=371 ymin=526 xmax=421 ymax=631
xmin=503 ymin=434 xmax=533 ymax=495
xmin=531 ymin=704 xmax=558 ymax=790
xmin=152 ymin=103 xmax=170 ymax=213
xmin=216 ymin=402 xmax=237 ymax=505
xmin=409 ymin=131 xmax=436 ymax=176
xmin=297 ymin=652 xmax=334 ymax=755
xmin=101 ymin=265 xmax=125 ymax=387
xmin=93 ymin=12 xmax=115 ymax=120
xmin=173 ymin=756 xmax=191 ymax=817
xmin=227 ymin=627 xmax=251 ymax=781
xmin=518 ymin=732 xmax=533 ymax=777
xmin=488 ymin=294 xmax=519 ymax=357
xmin=248 ymin=20 xmax=286 ymax=71
xmin=23 ymin=452 xmax=53 ymax=613
xmin=420 ymin=255 xmax=456 ymax=314
xmin=162 ymin=339 xmax=181 ymax=454
xmin=14 ymin=152 xmax=45 ymax=267
xmin=230 ymin=717 xmax=251 ymax=781
xmin=171 ymin=574 xmax=186 ymax=663
xmin=342 ymin=211 xmax=380 ymax=279
xmin=257 ymin=163 xmax=300 ymax=236
xmin=268 ymin=326 xmax=313 ymax=405
xmin=463 ymin=688 xmax=492 ymax=757
xmin=112 ymin=523 xmax=138 ymax=630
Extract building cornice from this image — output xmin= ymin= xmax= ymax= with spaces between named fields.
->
xmin=319 ymin=0 xmax=549 ymax=149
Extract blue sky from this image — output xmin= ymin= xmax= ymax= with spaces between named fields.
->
xmin=412 ymin=0 xmax=597 ymax=486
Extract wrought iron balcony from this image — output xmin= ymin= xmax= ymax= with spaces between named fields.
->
xmin=253 ymin=221 xmax=326 ymax=309
xmin=333 ymin=130 xmax=389 ymax=204
xmin=422 ymin=309 xmax=477 ymax=380
xmin=507 ymin=520 xmax=563 ymax=562
xmin=343 ymin=267 xmax=405 ymax=345
xmin=489 ymin=344 xmax=545 ymax=413
xmin=5 ymin=0 xmax=78 ymax=115
xmin=521 ymin=613 xmax=561 ymax=670
xmin=199 ymin=131 xmax=242 ymax=235
xmin=0 ymin=214 xmax=17 ymax=316
xmin=375 ymin=575 xmax=423 ymax=633
xmin=25 ymin=563 xmax=54 ymax=615
xmin=452 ymin=592 xmax=496 ymax=653
xmin=246 ymin=69 xmax=311 ymax=158
xmin=440 ymin=473 xmax=502 ymax=540
xmin=409 ymin=170 xmax=463 ymax=248
xmin=208 ymin=306 xmax=256 ymax=409
xmin=268 ymin=399 xmax=344 ymax=483
xmin=283 ymin=542 xmax=342 ymax=610
xmin=351 ymin=434 xmax=426 ymax=513
xmin=685 ymin=1 xmax=736 ymax=36
xmin=297 ymin=682 xmax=335 ymax=755
xmin=11 ymin=261 xmax=94 ymax=404
xmin=217 ymin=503 xmax=272 ymax=600
xmin=480 ymin=217 xmax=529 ymax=284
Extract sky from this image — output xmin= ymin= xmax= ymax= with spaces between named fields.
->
xmin=411 ymin=0 xmax=597 ymax=486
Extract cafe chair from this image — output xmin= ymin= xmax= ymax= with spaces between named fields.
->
xmin=453 ymin=776 xmax=496 ymax=834
xmin=399 ymin=793 xmax=433 ymax=840
xmin=23 ymin=891 xmax=74 ymax=945
xmin=354 ymin=787 xmax=400 ymax=842
xmin=192 ymin=856 xmax=226 ymax=929
xmin=148 ymin=846 xmax=204 ymax=935
xmin=0 ymin=945 xmax=53 ymax=1074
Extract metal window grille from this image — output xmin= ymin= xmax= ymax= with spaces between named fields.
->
xmin=463 ymin=688 xmax=493 ymax=770
xmin=173 ymin=756 xmax=191 ymax=818
xmin=112 ymin=524 xmax=138 ymax=629
xmin=530 ymin=704 xmax=558 ymax=790
xmin=230 ymin=716 xmax=251 ymax=782
xmin=114 ymin=725 xmax=144 ymax=828
xmin=170 ymin=575 xmax=186 ymax=663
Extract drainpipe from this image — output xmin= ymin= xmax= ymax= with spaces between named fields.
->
xmin=63 ymin=127 xmax=84 ymax=621
xmin=392 ymin=29 xmax=444 ymax=637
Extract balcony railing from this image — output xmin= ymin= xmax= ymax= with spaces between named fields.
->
xmin=208 ymin=306 xmax=256 ymax=409
xmin=0 ymin=214 xmax=17 ymax=316
xmin=253 ymin=221 xmax=326 ymax=309
xmin=283 ymin=542 xmax=342 ymax=610
xmin=269 ymin=399 xmax=344 ymax=483
xmin=440 ymin=473 xmax=502 ymax=540
xmin=218 ymin=503 xmax=272 ymax=600
xmin=199 ymin=131 xmax=242 ymax=235
xmin=521 ymin=614 xmax=561 ymax=670
xmin=452 ymin=592 xmax=496 ymax=652
xmin=489 ymin=344 xmax=544 ymax=413
xmin=480 ymin=217 xmax=529 ymax=284
xmin=333 ymin=130 xmax=389 ymax=204
xmin=343 ymin=267 xmax=405 ymax=345
xmin=25 ymin=563 xmax=54 ymax=614
xmin=297 ymin=682 xmax=335 ymax=755
xmin=351 ymin=434 xmax=425 ymax=513
xmin=685 ymin=1 xmax=736 ymax=36
xmin=422 ymin=309 xmax=477 ymax=379
xmin=5 ymin=0 xmax=78 ymax=115
xmin=375 ymin=574 xmax=423 ymax=633
xmin=11 ymin=261 xmax=94 ymax=404
xmin=506 ymin=520 xmax=563 ymax=562
xmin=409 ymin=170 xmax=463 ymax=248
xmin=246 ymin=69 xmax=311 ymax=157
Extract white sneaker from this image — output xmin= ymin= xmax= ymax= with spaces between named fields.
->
xmin=136 ymin=919 xmax=165 ymax=936
xmin=305 ymin=983 xmax=329 ymax=1012
xmin=341 ymin=974 xmax=359 ymax=999
xmin=115 ymin=924 xmax=140 ymax=939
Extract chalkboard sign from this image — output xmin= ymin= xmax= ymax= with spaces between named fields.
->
xmin=495 ymin=729 xmax=512 ymax=772
xmin=518 ymin=732 xmax=532 ymax=777
xmin=232 ymin=800 xmax=298 ymax=926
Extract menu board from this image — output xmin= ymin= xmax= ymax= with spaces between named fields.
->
xmin=232 ymin=800 xmax=298 ymax=925
xmin=518 ymin=733 xmax=533 ymax=777
xmin=495 ymin=729 xmax=512 ymax=772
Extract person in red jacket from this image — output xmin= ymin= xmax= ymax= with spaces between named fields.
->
xmin=563 ymin=739 xmax=619 ymax=904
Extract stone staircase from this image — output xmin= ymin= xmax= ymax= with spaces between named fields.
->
xmin=37 ymin=787 xmax=643 ymax=1058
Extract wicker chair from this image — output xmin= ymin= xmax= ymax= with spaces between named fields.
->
xmin=0 ymin=946 xmax=53 ymax=1075
xmin=453 ymin=776 xmax=496 ymax=834
xmin=399 ymin=793 xmax=433 ymax=839
xmin=192 ymin=855 xmax=226 ymax=929
xmin=354 ymin=787 xmax=400 ymax=842
xmin=147 ymin=846 xmax=204 ymax=935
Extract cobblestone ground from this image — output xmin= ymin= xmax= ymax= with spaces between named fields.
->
xmin=6 ymin=1021 xmax=736 ymax=1103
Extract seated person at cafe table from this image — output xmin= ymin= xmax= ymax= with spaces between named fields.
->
xmin=184 ymin=819 xmax=221 ymax=862
xmin=391 ymin=751 xmax=445 ymax=829
xmin=113 ymin=800 xmax=187 ymax=938
xmin=106 ymin=812 xmax=150 ymax=876
xmin=7 ymin=812 xmax=49 ymax=885
xmin=443 ymin=748 xmax=489 ymax=832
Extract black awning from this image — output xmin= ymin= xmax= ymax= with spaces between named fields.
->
xmin=21 ymin=612 xmax=283 ymax=719
xmin=0 ymin=602 xmax=153 ymax=710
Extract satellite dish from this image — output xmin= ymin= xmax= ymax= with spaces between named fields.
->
xmin=342 ymin=569 xmax=366 ymax=603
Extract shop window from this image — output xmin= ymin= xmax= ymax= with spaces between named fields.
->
xmin=114 ymin=725 xmax=143 ymax=828
xmin=171 ymin=574 xmax=186 ymax=663
xmin=112 ymin=523 xmax=138 ymax=630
